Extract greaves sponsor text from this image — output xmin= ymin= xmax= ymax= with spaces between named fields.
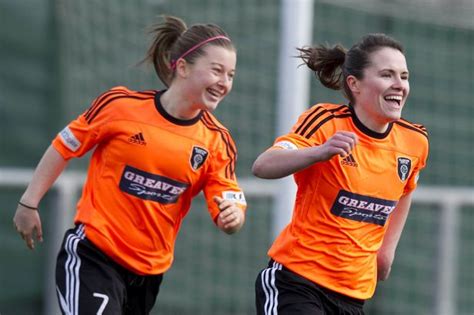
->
xmin=120 ymin=165 xmax=189 ymax=204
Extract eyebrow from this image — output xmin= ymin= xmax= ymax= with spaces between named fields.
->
xmin=379 ymin=68 xmax=409 ymax=75
xmin=210 ymin=62 xmax=235 ymax=72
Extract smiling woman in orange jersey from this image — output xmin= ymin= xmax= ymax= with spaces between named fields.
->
xmin=253 ymin=34 xmax=428 ymax=315
xmin=13 ymin=15 xmax=246 ymax=315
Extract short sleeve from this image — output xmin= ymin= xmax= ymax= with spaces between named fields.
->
xmin=270 ymin=107 xmax=321 ymax=151
xmin=403 ymin=135 xmax=429 ymax=194
xmin=272 ymin=132 xmax=315 ymax=151
xmin=52 ymin=87 xmax=126 ymax=160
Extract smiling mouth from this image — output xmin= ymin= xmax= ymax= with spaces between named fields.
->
xmin=384 ymin=95 xmax=402 ymax=106
xmin=207 ymin=88 xmax=224 ymax=99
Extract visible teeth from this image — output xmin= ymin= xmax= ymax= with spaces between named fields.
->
xmin=385 ymin=95 xmax=402 ymax=101
xmin=208 ymin=89 xmax=220 ymax=97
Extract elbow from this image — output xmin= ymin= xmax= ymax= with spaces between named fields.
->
xmin=251 ymin=162 xmax=261 ymax=178
xmin=252 ymin=152 xmax=288 ymax=179
xmin=377 ymin=265 xmax=392 ymax=281
xmin=252 ymin=159 xmax=267 ymax=179
xmin=252 ymin=155 xmax=282 ymax=179
xmin=377 ymin=252 xmax=394 ymax=281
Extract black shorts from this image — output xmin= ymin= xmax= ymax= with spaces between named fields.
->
xmin=55 ymin=224 xmax=163 ymax=315
xmin=255 ymin=260 xmax=365 ymax=315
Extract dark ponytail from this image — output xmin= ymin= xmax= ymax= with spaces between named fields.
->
xmin=298 ymin=33 xmax=404 ymax=103
xmin=297 ymin=44 xmax=346 ymax=90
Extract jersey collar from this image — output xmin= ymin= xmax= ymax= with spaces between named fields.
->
xmin=154 ymin=90 xmax=203 ymax=126
xmin=348 ymin=104 xmax=393 ymax=139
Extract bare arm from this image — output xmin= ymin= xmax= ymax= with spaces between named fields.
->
xmin=377 ymin=192 xmax=413 ymax=281
xmin=252 ymin=131 xmax=358 ymax=179
xmin=13 ymin=145 xmax=69 ymax=249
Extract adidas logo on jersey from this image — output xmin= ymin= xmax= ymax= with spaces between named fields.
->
xmin=128 ymin=132 xmax=146 ymax=145
xmin=341 ymin=153 xmax=358 ymax=167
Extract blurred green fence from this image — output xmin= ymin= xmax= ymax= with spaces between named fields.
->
xmin=1 ymin=0 xmax=473 ymax=314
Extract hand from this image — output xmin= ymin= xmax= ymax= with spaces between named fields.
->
xmin=13 ymin=204 xmax=43 ymax=250
xmin=318 ymin=131 xmax=358 ymax=161
xmin=214 ymin=196 xmax=245 ymax=234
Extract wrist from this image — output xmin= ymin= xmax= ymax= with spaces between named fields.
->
xmin=18 ymin=201 xmax=39 ymax=211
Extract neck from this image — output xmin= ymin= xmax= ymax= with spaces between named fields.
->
xmin=352 ymin=105 xmax=390 ymax=133
xmin=160 ymin=86 xmax=201 ymax=120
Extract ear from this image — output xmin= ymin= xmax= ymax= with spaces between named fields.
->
xmin=346 ymin=75 xmax=360 ymax=95
xmin=175 ymin=58 xmax=189 ymax=78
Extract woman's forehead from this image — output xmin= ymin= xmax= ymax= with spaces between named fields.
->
xmin=367 ymin=47 xmax=407 ymax=70
xmin=200 ymin=45 xmax=237 ymax=66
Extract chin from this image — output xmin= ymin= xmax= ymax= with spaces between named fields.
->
xmin=204 ymin=101 xmax=220 ymax=112
xmin=384 ymin=109 xmax=402 ymax=121
xmin=394 ymin=110 xmax=403 ymax=119
xmin=388 ymin=115 xmax=401 ymax=123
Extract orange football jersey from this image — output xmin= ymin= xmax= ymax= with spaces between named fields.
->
xmin=52 ymin=86 xmax=246 ymax=275
xmin=267 ymin=103 xmax=428 ymax=299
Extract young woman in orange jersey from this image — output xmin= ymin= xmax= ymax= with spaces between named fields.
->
xmin=254 ymin=34 xmax=428 ymax=314
xmin=13 ymin=15 xmax=246 ymax=315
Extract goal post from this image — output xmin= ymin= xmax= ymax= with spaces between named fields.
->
xmin=274 ymin=0 xmax=314 ymax=238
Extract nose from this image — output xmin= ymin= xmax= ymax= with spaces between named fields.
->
xmin=218 ymin=74 xmax=233 ymax=90
xmin=392 ymin=76 xmax=405 ymax=90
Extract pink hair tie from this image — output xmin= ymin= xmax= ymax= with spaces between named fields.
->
xmin=170 ymin=35 xmax=231 ymax=70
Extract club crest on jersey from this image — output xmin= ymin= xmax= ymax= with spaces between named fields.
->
xmin=190 ymin=146 xmax=208 ymax=171
xmin=397 ymin=157 xmax=412 ymax=181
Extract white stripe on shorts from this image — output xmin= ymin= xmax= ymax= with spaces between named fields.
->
xmin=57 ymin=224 xmax=85 ymax=315
xmin=260 ymin=261 xmax=283 ymax=315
